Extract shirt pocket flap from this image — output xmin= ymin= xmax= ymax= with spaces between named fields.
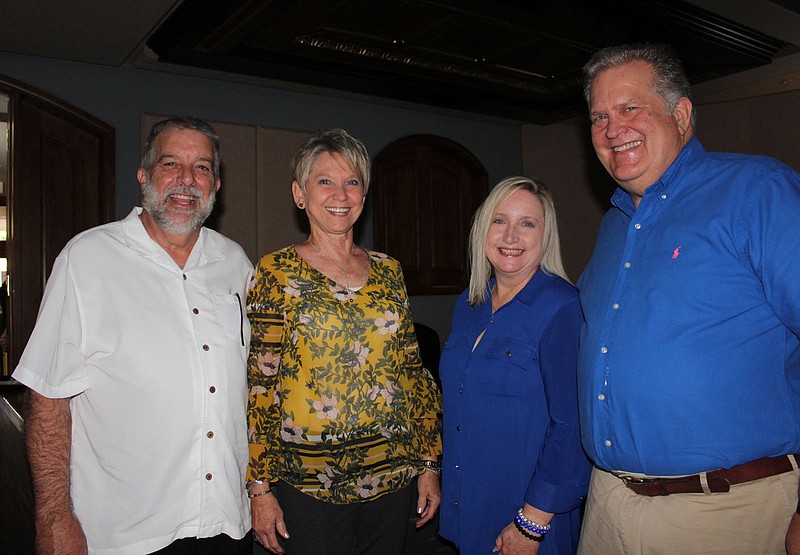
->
xmin=484 ymin=338 xmax=536 ymax=371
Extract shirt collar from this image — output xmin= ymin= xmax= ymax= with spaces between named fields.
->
xmin=488 ymin=268 xmax=558 ymax=308
xmin=610 ymin=136 xmax=704 ymax=216
xmin=120 ymin=207 xmax=225 ymax=269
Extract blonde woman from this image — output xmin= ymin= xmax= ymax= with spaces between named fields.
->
xmin=246 ymin=129 xmax=442 ymax=554
xmin=438 ymin=177 xmax=590 ymax=554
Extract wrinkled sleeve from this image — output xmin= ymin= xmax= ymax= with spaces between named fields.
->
xmin=395 ymin=263 xmax=442 ymax=459
xmin=745 ymin=165 xmax=800 ymax=336
xmin=246 ymin=258 xmax=285 ymax=483
xmin=13 ymin=250 xmax=90 ymax=398
xmin=524 ymin=298 xmax=591 ymax=513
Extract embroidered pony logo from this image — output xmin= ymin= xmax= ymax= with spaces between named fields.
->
xmin=672 ymin=246 xmax=682 ymax=259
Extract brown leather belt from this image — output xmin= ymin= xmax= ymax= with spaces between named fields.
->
xmin=617 ymin=454 xmax=800 ymax=496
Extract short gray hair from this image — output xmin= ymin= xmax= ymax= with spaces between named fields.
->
xmin=291 ymin=129 xmax=371 ymax=194
xmin=582 ymin=43 xmax=696 ymax=129
xmin=140 ymin=117 xmax=221 ymax=181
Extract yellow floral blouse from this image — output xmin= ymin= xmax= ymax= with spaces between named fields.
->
xmin=246 ymin=246 xmax=442 ymax=503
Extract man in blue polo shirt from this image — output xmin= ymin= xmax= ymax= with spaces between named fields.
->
xmin=576 ymin=43 xmax=800 ymax=554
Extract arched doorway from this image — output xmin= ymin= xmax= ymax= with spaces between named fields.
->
xmin=372 ymin=135 xmax=487 ymax=295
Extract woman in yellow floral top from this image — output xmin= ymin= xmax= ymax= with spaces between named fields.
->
xmin=247 ymin=129 xmax=442 ymax=554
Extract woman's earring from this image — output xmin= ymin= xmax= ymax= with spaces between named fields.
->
xmin=298 ymin=202 xmax=305 ymax=209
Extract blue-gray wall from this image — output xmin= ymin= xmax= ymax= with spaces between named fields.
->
xmin=0 ymin=51 xmax=526 ymax=340
xmin=0 ymin=52 xmax=522 ymax=218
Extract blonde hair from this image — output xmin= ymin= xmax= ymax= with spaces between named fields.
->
xmin=290 ymin=129 xmax=371 ymax=193
xmin=467 ymin=176 xmax=570 ymax=306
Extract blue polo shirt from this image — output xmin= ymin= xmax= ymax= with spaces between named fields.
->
xmin=577 ymin=137 xmax=800 ymax=475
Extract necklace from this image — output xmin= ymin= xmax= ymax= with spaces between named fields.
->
xmin=307 ymin=237 xmax=352 ymax=290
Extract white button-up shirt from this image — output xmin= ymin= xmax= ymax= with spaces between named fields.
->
xmin=14 ymin=208 xmax=253 ymax=554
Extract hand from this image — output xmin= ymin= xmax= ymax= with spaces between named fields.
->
xmin=35 ymin=512 xmax=87 ymax=555
xmin=251 ymin=493 xmax=290 ymax=554
xmin=787 ymin=511 xmax=800 ymax=554
xmin=493 ymin=521 xmax=540 ymax=555
xmin=415 ymin=471 xmax=441 ymax=528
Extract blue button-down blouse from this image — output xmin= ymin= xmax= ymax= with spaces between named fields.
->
xmin=439 ymin=270 xmax=591 ymax=554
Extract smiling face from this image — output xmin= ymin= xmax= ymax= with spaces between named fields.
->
xmin=485 ymin=189 xmax=545 ymax=285
xmin=293 ymin=151 xmax=366 ymax=238
xmin=589 ymin=60 xmax=693 ymax=206
xmin=137 ymin=128 xmax=220 ymax=234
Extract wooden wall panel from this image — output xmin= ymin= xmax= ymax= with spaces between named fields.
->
xmin=141 ymin=115 xmax=312 ymax=264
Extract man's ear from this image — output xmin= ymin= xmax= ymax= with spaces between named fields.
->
xmin=215 ymin=178 xmax=221 ymax=193
xmin=137 ymin=168 xmax=147 ymax=191
xmin=673 ymin=97 xmax=693 ymax=136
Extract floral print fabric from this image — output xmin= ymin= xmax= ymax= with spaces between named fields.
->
xmin=247 ymin=246 xmax=442 ymax=503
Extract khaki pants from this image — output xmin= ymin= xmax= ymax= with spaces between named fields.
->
xmin=578 ymin=463 xmax=799 ymax=555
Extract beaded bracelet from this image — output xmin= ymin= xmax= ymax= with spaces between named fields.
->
xmin=513 ymin=519 xmax=545 ymax=542
xmin=514 ymin=513 xmax=549 ymax=536
xmin=516 ymin=508 xmax=551 ymax=534
xmin=248 ymin=489 xmax=273 ymax=499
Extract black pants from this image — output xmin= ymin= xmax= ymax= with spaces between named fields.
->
xmin=151 ymin=531 xmax=253 ymax=554
xmin=274 ymin=481 xmax=414 ymax=555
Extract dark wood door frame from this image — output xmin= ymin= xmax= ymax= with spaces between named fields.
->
xmin=1 ymin=73 xmax=115 ymax=374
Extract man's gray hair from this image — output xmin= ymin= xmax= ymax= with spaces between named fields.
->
xmin=582 ymin=43 xmax=696 ymax=129
xmin=140 ymin=117 xmax=221 ymax=181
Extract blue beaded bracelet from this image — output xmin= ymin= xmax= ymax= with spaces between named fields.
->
xmin=515 ymin=509 xmax=550 ymax=535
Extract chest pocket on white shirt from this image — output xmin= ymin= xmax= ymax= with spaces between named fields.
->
xmin=477 ymin=338 xmax=537 ymax=397
xmin=209 ymin=292 xmax=247 ymax=346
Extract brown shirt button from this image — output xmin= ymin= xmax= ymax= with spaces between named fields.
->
xmin=193 ymin=308 xmax=199 ymax=314
xmin=209 ymin=386 xmax=216 ymax=393
xmin=205 ymin=473 xmax=213 ymax=480
xmin=207 ymin=431 xmax=214 ymax=439
xmin=202 ymin=344 xmax=210 ymax=351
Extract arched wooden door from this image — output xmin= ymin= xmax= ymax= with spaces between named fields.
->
xmin=372 ymin=135 xmax=487 ymax=295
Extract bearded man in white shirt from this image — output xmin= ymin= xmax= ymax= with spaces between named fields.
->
xmin=14 ymin=117 xmax=253 ymax=555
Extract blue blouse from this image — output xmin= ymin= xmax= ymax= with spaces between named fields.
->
xmin=439 ymin=270 xmax=591 ymax=554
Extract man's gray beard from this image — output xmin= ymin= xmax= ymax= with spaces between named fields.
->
xmin=141 ymin=178 xmax=215 ymax=234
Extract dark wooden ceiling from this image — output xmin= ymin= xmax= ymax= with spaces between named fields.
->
xmin=147 ymin=0 xmax=789 ymax=124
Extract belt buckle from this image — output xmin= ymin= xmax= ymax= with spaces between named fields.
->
xmin=619 ymin=474 xmax=649 ymax=488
